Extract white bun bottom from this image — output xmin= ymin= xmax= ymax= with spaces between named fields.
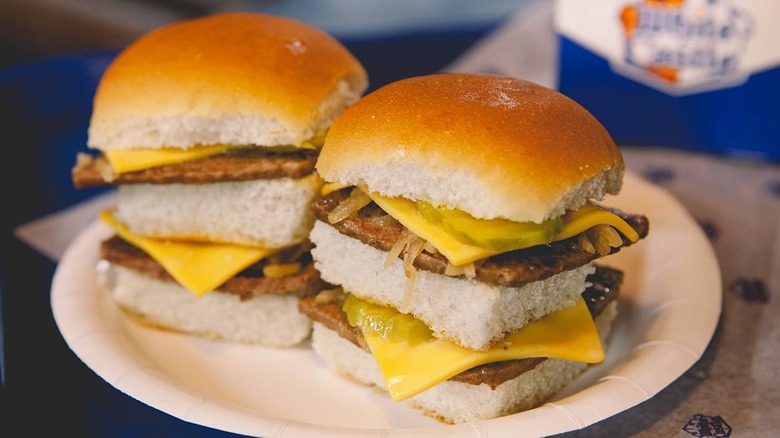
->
xmin=104 ymin=264 xmax=312 ymax=347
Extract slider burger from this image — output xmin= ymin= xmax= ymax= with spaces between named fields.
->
xmin=71 ymin=13 xmax=367 ymax=346
xmin=299 ymin=73 xmax=649 ymax=422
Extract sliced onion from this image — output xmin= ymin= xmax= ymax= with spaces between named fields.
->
xmin=400 ymin=268 xmax=416 ymax=313
xmin=590 ymin=226 xmax=611 ymax=257
xmin=368 ymin=214 xmax=400 ymax=228
xmin=403 ymin=237 xmax=425 ymax=278
xmin=314 ymin=287 xmax=344 ymax=304
xmin=444 ymin=263 xmax=463 ymax=276
xmin=604 ymin=225 xmax=624 ymax=247
xmin=444 ymin=262 xmax=476 ymax=278
xmin=74 ymin=152 xmax=91 ymax=169
xmin=328 ymin=188 xmax=372 ymax=224
xmin=385 ymin=230 xmax=411 ymax=268
xmin=423 ymin=242 xmax=439 ymax=254
xmin=585 ymin=224 xmax=623 ymax=257
xmin=578 ymin=233 xmax=596 ymax=254
xmin=95 ymin=156 xmax=118 ymax=182
xmin=400 ymin=236 xmax=425 ymax=312
xmin=463 ymin=262 xmax=476 ymax=279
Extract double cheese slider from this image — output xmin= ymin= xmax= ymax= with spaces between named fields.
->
xmin=71 ymin=13 xmax=367 ymax=347
xmin=300 ymin=73 xmax=649 ymax=422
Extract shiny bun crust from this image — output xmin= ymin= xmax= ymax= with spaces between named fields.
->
xmin=317 ymin=73 xmax=624 ymax=222
xmin=88 ymin=13 xmax=368 ymax=150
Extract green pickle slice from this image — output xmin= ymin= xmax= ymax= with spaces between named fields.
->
xmin=416 ymin=201 xmax=563 ymax=252
xmin=343 ymin=294 xmax=432 ymax=344
xmin=416 ymin=201 xmax=445 ymax=223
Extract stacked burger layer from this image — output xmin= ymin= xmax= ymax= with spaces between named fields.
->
xmin=300 ymin=73 xmax=649 ymax=423
xmin=71 ymin=13 xmax=367 ymax=347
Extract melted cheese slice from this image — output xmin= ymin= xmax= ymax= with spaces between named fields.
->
xmin=368 ymin=192 xmax=500 ymax=265
xmin=104 ymin=145 xmax=237 ymax=174
xmin=105 ymin=139 xmax=321 ymax=174
xmin=363 ymin=298 xmax=604 ymax=401
xmin=556 ymin=203 xmax=640 ymax=241
xmin=99 ymin=210 xmax=274 ymax=295
xmin=321 ymin=182 xmax=351 ymax=196
xmin=366 ymin=191 xmax=639 ymax=266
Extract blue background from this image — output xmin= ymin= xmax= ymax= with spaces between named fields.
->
xmin=557 ymin=37 xmax=780 ymax=163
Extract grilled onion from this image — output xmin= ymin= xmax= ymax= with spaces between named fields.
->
xmin=327 ymin=188 xmax=372 ymax=224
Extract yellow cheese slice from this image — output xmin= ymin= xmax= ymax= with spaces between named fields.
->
xmin=556 ymin=204 xmax=640 ymax=242
xmin=363 ymin=298 xmax=604 ymax=401
xmin=368 ymin=192 xmax=499 ymax=266
xmin=321 ymin=182 xmax=351 ymax=196
xmin=99 ymin=210 xmax=274 ymax=295
xmin=104 ymin=145 xmax=237 ymax=174
xmin=300 ymin=140 xmax=320 ymax=150
xmin=365 ymin=191 xmax=639 ymax=266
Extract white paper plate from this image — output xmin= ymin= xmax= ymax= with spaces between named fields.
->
xmin=51 ymin=171 xmax=721 ymax=437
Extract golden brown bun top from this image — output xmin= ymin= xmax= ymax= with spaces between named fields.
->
xmin=89 ymin=13 xmax=368 ymax=149
xmin=317 ymin=73 xmax=624 ymax=222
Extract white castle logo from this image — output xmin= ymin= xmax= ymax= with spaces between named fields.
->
xmin=614 ymin=0 xmax=753 ymax=95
